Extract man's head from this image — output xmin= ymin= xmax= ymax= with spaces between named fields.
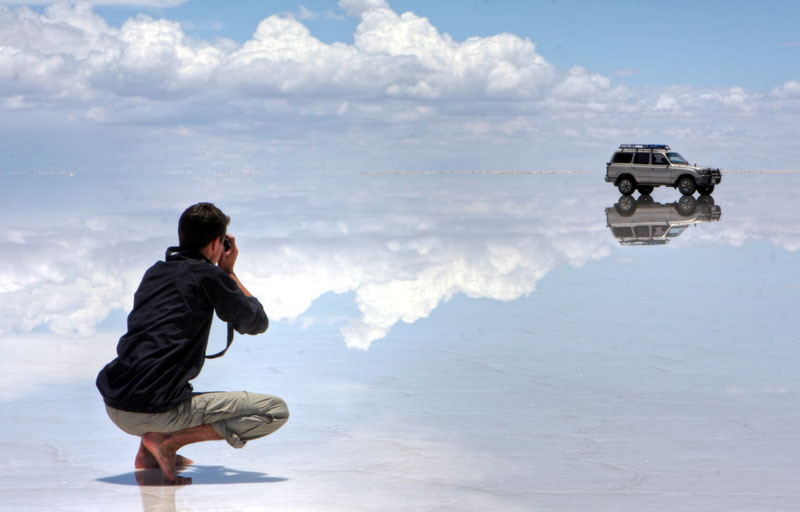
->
xmin=178 ymin=203 xmax=230 ymax=252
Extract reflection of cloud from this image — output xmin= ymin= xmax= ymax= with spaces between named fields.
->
xmin=238 ymin=233 xmax=612 ymax=349
xmin=0 ymin=206 xmax=175 ymax=336
xmin=3 ymin=173 xmax=800 ymax=348
xmin=0 ymin=234 xmax=139 ymax=335
xmin=0 ymin=173 xmax=613 ymax=348
xmin=349 ymin=249 xmax=534 ymax=347
xmin=227 ymin=184 xmax=615 ymax=348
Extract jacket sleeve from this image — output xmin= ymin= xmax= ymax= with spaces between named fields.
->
xmin=201 ymin=268 xmax=269 ymax=335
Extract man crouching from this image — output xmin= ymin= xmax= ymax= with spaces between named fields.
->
xmin=96 ymin=202 xmax=288 ymax=485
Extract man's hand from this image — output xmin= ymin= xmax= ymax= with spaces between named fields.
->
xmin=218 ymin=234 xmax=238 ymax=275
xmin=218 ymin=235 xmax=254 ymax=298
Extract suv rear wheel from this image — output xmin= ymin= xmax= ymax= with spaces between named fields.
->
xmin=617 ymin=176 xmax=635 ymax=195
xmin=677 ymin=176 xmax=696 ymax=195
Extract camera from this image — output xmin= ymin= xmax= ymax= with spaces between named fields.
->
xmin=223 ymin=236 xmax=231 ymax=252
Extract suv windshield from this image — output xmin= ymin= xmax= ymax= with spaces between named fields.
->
xmin=667 ymin=152 xmax=688 ymax=165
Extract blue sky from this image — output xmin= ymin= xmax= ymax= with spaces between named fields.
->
xmin=0 ymin=0 xmax=798 ymax=173
xmin=87 ymin=0 xmax=800 ymax=90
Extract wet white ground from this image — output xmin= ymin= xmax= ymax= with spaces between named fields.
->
xmin=1 ymin=171 xmax=799 ymax=511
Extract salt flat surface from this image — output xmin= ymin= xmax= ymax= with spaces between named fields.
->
xmin=1 ymin=171 xmax=799 ymax=511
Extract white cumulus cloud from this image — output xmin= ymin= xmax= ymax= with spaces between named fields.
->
xmin=0 ymin=1 xmax=555 ymax=104
xmin=772 ymin=80 xmax=800 ymax=99
xmin=0 ymin=1 xmax=797 ymax=173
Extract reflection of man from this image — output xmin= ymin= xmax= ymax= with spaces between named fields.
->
xmin=136 ymin=469 xmax=180 ymax=512
xmin=96 ymin=203 xmax=289 ymax=485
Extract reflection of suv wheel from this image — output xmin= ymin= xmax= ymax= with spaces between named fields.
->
xmin=615 ymin=195 xmax=636 ymax=216
xmin=637 ymin=185 xmax=654 ymax=195
xmin=677 ymin=176 xmax=696 ymax=195
xmin=617 ymin=176 xmax=635 ymax=195
xmin=697 ymin=184 xmax=715 ymax=195
xmin=697 ymin=195 xmax=715 ymax=206
xmin=676 ymin=195 xmax=697 ymax=215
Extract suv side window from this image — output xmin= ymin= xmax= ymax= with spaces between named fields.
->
xmin=633 ymin=152 xmax=650 ymax=165
xmin=612 ymin=152 xmax=633 ymax=164
xmin=652 ymin=153 xmax=668 ymax=165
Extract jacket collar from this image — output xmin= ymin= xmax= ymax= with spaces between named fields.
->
xmin=165 ymin=246 xmax=212 ymax=264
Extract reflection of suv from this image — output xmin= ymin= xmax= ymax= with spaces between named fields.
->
xmin=605 ymin=144 xmax=722 ymax=196
xmin=605 ymin=195 xmax=722 ymax=246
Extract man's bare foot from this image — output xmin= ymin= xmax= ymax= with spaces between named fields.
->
xmin=135 ymin=440 xmax=193 ymax=469
xmin=141 ymin=432 xmax=182 ymax=484
xmin=138 ymin=425 xmax=221 ymax=485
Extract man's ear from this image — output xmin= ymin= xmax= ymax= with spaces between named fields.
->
xmin=200 ymin=236 xmax=221 ymax=260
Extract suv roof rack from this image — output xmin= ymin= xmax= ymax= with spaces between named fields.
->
xmin=619 ymin=144 xmax=670 ymax=150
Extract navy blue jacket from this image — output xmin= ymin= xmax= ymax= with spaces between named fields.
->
xmin=96 ymin=248 xmax=268 ymax=413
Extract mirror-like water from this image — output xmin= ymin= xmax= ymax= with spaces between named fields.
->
xmin=1 ymin=170 xmax=798 ymax=511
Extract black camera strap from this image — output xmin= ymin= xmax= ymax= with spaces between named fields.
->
xmin=164 ymin=246 xmax=236 ymax=360
xmin=206 ymin=323 xmax=234 ymax=359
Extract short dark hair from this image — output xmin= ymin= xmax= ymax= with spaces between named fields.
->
xmin=178 ymin=202 xmax=230 ymax=251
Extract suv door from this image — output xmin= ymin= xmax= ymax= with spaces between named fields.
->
xmin=632 ymin=151 xmax=653 ymax=184
xmin=651 ymin=152 xmax=670 ymax=183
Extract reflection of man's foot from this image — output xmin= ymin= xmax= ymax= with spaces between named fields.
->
xmin=141 ymin=433 xmax=192 ymax=485
xmin=134 ymin=468 xmax=174 ymax=486
xmin=135 ymin=469 xmax=182 ymax=512
xmin=135 ymin=439 xmax=194 ymax=470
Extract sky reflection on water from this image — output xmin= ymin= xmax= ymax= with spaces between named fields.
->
xmin=1 ymin=170 xmax=797 ymax=348
xmin=1 ymin=170 xmax=799 ymax=511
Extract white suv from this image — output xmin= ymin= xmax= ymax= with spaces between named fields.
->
xmin=605 ymin=144 xmax=722 ymax=196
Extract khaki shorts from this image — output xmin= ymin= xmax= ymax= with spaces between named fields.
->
xmin=105 ymin=391 xmax=289 ymax=448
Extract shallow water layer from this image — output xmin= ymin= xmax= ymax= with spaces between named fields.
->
xmin=1 ymin=170 xmax=798 ymax=511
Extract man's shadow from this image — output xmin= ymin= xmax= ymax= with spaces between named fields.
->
xmin=98 ymin=465 xmax=288 ymax=486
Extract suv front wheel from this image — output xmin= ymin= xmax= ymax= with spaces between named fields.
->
xmin=677 ymin=176 xmax=696 ymax=195
xmin=617 ymin=176 xmax=635 ymax=195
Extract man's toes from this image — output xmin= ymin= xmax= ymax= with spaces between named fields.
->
xmin=175 ymin=455 xmax=194 ymax=467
